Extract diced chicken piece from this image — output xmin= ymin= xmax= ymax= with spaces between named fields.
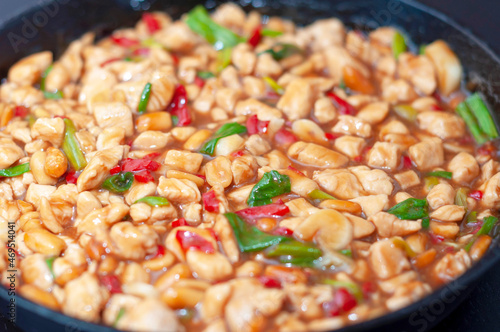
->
xmin=110 ymin=222 xmax=158 ymax=260
xmin=0 ymin=138 xmax=24 ymax=169
xmin=116 ymin=298 xmax=182 ymax=332
xmin=344 ymin=213 xmax=376 ymax=239
xmin=482 ymin=172 xmax=500 ymax=209
xmin=302 ymin=18 xmax=345 ymax=51
xmin=429 ymin=220 xmax=460 ymax=239
xmin=356 ymin=102 xmax=390 ymax=125
xmin=286 ymin=198 xmax=319 ymax=217
xmin=382 ymin=79 xmax=417 ymax=104
xmin=313 ymin=97 xmax=337 ymax=124
xmin=25 ymin=184 xmax=56 ymax=209
xmin=77 ymin=146 xmax=124 ymax=192
xmin=394 ymin=170 xmax=420 ymax=190
xmin=323 ymin=45 xmax=369 ymax=84
xmin=277 ymin=79 xmax=315 ymax=120
xmin=408 ymin=138 xmax=444 ymax=171
xmin=334 ymin=136 xmax=366 ymax=159
xmin=312 ymin=169 xmax=364 ymax=200
xmin=231 ymin=154 xmax=258 ymax=186
xmin=234 ymin=98 xmax=282 ymax=120
xmin=386 ymin=281 xmax=432 ymax=311
xmin=332 ymin=115 xmax=372 ymax=138
xmin=8 ymin=51 xmax=52 ymax=85
xmin=379 ymin=119 xmax=410 ymax=138
xmin=157 ymin=177 xmax=201 ymax=204
xmin=288 ymin=142 xmax=348 ymax=168
xmin=255 ymin=53 xmax=283 ymax=78
xmin=231 ymin=43 xmax=257 ymax=76
xmin=350 ymin=166 xmax=393 ymax=196
xmin=433 ymin=250 xmax=471 ymax=283
xmin=429 ymin=205 xmax=465 ymax=222
xmin=214 ymin=215 xmax=240 ymax=264
xmin=155 ymin=21 xmax=200 ymax=52
xmin=369 ymin=212 xmax=421 ymax=238
xmin=427 ymin=183 xmax=455 ymax=210
xmin=350 ymin=194 xmax=389 ymax=218
xmin=280 ymin=169 xmax=319 ymax=197
xmin=164 ymin=150 xmax=203 ymax=174
xmin=367 ymin=142 xmax=401 ymax=170
xmin=425 ymin=40 xmax=462 ymax=96
xmin=96 ymin=127 xmax=125 ymax=150
xmin=292 ymin=119 xmax=328 ymax=146
xmin=186 ymin=251 xmax=233 ymax=282
xmin=370 ymin=27 xmax=396 ymax=46
xmin=397 ymin=53 xmax=437 ymax=95
xmin=63 ymin=272 xmax=108 ymax=323
xmin=447 ymin=152 xmax=480 ymax=185
xmin=369 ymin=239 xmax=410 ymax=279
xmin=93 ymin=102 xmax=134 ymax=137
xmin=417 ymin=111 xmax=465 ymax=139
xmin=31 ymin=117 xmax=65 ymax=147
xmin=245 ymin=135 xmax=271 ymax=156
xmin=20 ymin=254 xmax=54 ymax=291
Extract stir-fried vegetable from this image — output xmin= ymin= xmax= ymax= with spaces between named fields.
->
xmin=387 ymin=198 xmax=428 ymax=220
xmin=465 ymin=93 xmax=499 ymax=140
xmin=197 ymin=71 xmax=215 ymax=79
xmin=167 ymin=85 xmax=191 ymax=126
xmin=113 ymin=308 xmax=126 ymax=328
xmin=424 ymin=176 xmax=439 ymax=191
xmin=236 ymin=202 xmax=290 ymax=220
xmin=45 ymin=257 xmax=56 ymax=279
xmin=102 ymin=172 xmax=134 ymax=193
xmin=455 ymin=187 xmax=469 ymax=207
xmin=426 ymin=171 xmax=452 ymax=179
xmin=456 ymin=100 xmax=488 ymax=144
xmin=225 ymin=213 xmax=288 ymax=252
xmin=392 ymin=31 xmax=406 ymax=59
xmin=393 ymin=104 xmax=418 ymax=122
xmin=137 ymin=82 xmax=152 ymax=114
xmin=215 ymin=47 xmax=233 ymax=72
xmin=200 ymin=122 xmax=247 ymax=156
xmin=266 ymin=240 xmax=322 ymax=259
xmin=62 ymin=118 xmax=87 ymax=171
xmin=392 ymin=237 xmax=417 ymax=258
xmin=134 ymin=196 xmax=170 ymax=206
xmin=340 ymin=249 xmax=352 ymax=257
xmin=308 ymin=189 xmax=336 ymax=200
xmin=261 ymin=28 xmax=283 ymax=37
xmin=323 ymin=279 xmax=363 ymax=302
xmin=202 ymin=190 xmax=220 ymax=213
xmin=326 ymin=92 xmax=357 ymax=115
xmin=186 ymin=5 xmax=243 ymax=50
xmin=247 ymin=171 xmax=291 ymax=207
xmin=422 ymin=217 xmax=430 ymax=229
xmin=176 ymin=230 xmax=215 ymax=253
xmin=465 ymin=216 xmax=498 ymax=251
xmin=0 ymin=163 xmax=30 ymax=177
xmin=466 ymin=211 xmax=477 ymax=223
xmin=260 ymin=43 xmax=303 ymax=61
xmin=40 ymin=65 xmax=63 ymax=99
xmin=263 ymin=76 xmax=284 ymax=95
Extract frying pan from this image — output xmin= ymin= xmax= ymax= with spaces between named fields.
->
xmin=0 ymin=0 xmax=499 ymax=331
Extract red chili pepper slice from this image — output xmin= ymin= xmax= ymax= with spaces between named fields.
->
xmin=121 ymin=158 xmax=160 ymax=172
xmin=248 ymin=25 xmax=262 ymax=47
xmin=134 ymin=170 xmax=155 ymax=183
xmin=274 ymin=127 xmax=298 ymax=145
xmin=167 ymin=85 xmax=192 ymax=126
xmin=100 ymin=57 xmax=122 ymax=67
xmin=176 ymin=230 xmax=215 ymax=254
xmin=65 ymin=170 xmax=79 ymax=184
xmin=361 ymin=281 xmax=376 ymax=298
xmin=403 ymin=155 xmax=413 ymax=169
xmin=155 ymin=245 xmax=166 ymax=258
xmin=144 ymin=152 xmax=160 ymax=160
xmin=258 ymin=275 xmax=281 ymax=288
xmin=287 ymin=165 xmax=305 ymax=177
xmin=171 ymin=218 xmax=188 ymax=228
xmin=246 ymin=114 xmax=269 ymax=135
xmin=236 ymin=202 xmax=290 ymax=220
xmin=110 ymin=35 xmax=139 ymax=47
xmin=325 ymin=132 xmax=340 ymax=140
xmin=14 ymin=106 xmax=29 ymax=117
xmin=335 ymin=288 xmax=358 ymax=312
xmin=430 ymin=104 xmax=444 ymax=111
xmin=230 ymin=150 xmax=245 ymax=158
xmin=429 ymin=232 xmax=444 ymax=244
xmin=132 ymin=47 xmax=150 ymax=56
xmin=100 ymin=275 xmax=122 ymax=294
xmin=110 ymin=165 xmax=121 ymax=175
xmin=273 ymin=227 xmax=294 ymax=236
xmin=142 ymin=12 xmax=161 ymax=34
xmin=471 ymin=222 xmax=483 ymax=234
xmin=469 ymin=190 xmax=483 ymax=201
xmin=326 ymin=92 xmax=357 ymax=115
xmin=193 ymin=76 xmax=205 ymax=88
xmin=202 ymin=190 xmax=220 ymax=213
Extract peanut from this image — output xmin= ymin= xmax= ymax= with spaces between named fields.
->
xmin=44 ymin=147 xmax=68 ymax=178
xmin=136 ymin=112 xmax=172 ymax=132
xmin=205 ymin=156 xmax=233 ymax=188
xmin=24 ymin=229 xmax=67 ymax=256
xmin=469 ymin=235 xmax=492 ymax=262
xmin=183 ymin=129 xmax=212 ymax=150
xmin=20 ymin=284 xmax=60 ymax=311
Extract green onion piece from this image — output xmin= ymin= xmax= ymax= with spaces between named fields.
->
xmin=466 ymin=211 xmax=477 ymax=223
xmin=216 ymin=47 xmax=233 ymax=72
xmin=422 ymin=217 xmax=430 ymax=229
xmin=171 ymin=115 xmax=179 ymax=126
xmin=424 ymin=176 xmax=439 ymax=191
xmin=465 ymin=93 xmax=499 ymax=139
xmin=197 ymin=71 xmax=215 ymax=79
xmin=279 ymin=256 xmax=317 ymax=267
xmin=340 ymin=249 xmax=352 ymax=257
xmin=387 ymin=198 xmax=428 ymax=220
xmin=419 ymin=44 xmax=426 ymax=55
xmin=477 ymin=216 xmax=498 ymax=236
xmin=141 ymin=37 xmax=163 ymax=48
xmin=27 ymin=115 xmax=37 ymax=127
xmin=45 ymin=257 xmax=56 ymax=279
xmin=62 ymin=118 xmax=87 ymax=171
xmin=134 ymin=196 xmax=170 ymax=207
xmin=124 ymin=57 xmax=132 ymax=62
xmin=0 ymin=163 xmax=30 ymax=177
xmin=113 ymin=308 xmax=126 ymax=328
xmin=186 ymin=5 xmax=243 ymax=50
xmin=43 ymin=91 xmax=64 ymax=100
xmin=259 ymin=43 xmax=303 ymax=61
xmin=247 ymin=170 xmax=291 ymax=207
xmin=392 ymin=31 xmax=406 ymax=59
xmin=102 ymin=172 xmax=134 ymax=193
xmin=455 ymin=187 xmax=469 ymax=207
xmin=40 ymin=65 xmax=52 ymax=91
xmin=261 ymin=29 xmax=283 ymax=37
xmin=137 ymin=82 xmax=152 ymax=114
xmin=393 ymin=104 xmax=418 ymax=122
xmin=392 ymin=237 xmax=417 ymax=258
xmin=225 ymin=212 xmax=288 ymax=252
xmin=308 ymin=189 xmax=336 ymax=200
xmin=456 ymin=101 xmax=488 ymax=144
xmin=323 ymin=279 xmax=363 ymax=302
xmin=426 ymin=171 xmax=452 ymax=179
xmin=339 ymin=79 xmax=346 ymax=90
xmin=266 ymin=240 xmax=322 ymax=259
xmin=41 ymin=65 xmax=63 ymax=99
xmin=263 ymin=76 xmax=284 ymax=95
xmin=200 ymin=122 xmax=247 ymax=156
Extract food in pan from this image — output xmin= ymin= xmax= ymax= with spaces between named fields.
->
xmin=1 ymin=3 xmax=499 ymax=331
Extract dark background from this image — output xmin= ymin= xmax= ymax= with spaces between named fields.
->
xmin=0 ymin=0 xmax=499 ymax=331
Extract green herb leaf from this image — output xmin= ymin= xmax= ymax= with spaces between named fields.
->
xmin=113 ymin=308 xmax=126 ymax=328
xmin=308 ymin=189 xmax=336 ymax=200
xmin=216 ymin=47 xmax=233 ymax=72
xmin=43 ymin=90 xmax=63 ymax=100
xmin=45 ymin=257 xmax=56 ymax=279
xmin=392 ymin=31 xmax=406 ymax=59
xmin=456 ymin=101 xmax=488 ymax=144
xmin=247 ymin=170 xmax=291 ymax=207
xmin=465 ymin=93 xmax=499 ymax=139
xmin=422 ymin=217 xmax=430 ymax=229
xmin=200 ymin=122 xmax=247 ymax=155
xmin=266 ymin=240 xmax=322 ymax=259
xmin=134 ymin=196 xmax=170 ymax=207
xmin=387 ymin=198 xmax=428 ymax=220
xmin=259 ymin=43 xmax=303 ymax=61
xmin=0 ymin=163 xmax=30 ymax=177
xmin=340 ymin=249 xmax=352 ymax=257
xmin=40 ymin=65 xmax=52 ymax=91
xmin=261 ymin=28 xmax=283 ymax=37
xmin=323 ymin=279 xmax=363 ymax=302
xmin=186 ymin=5 xmax=243 ymax=50
xmin=102 ymin=172 xmax=134 ymax=193
xmin=41 ymin=65 xmax=63 ymax=99
xmin=197 ymin=71 xmax=215 ymax=79
xmin=225 ymin=212 xmax=288 ymax=252
xmin=62 ymin=118 xmax=87 ymax=171
xmin=426 ymin=171 xmax=452 ymax=179
xmin=137 ymin=82 xmax=152 ymax=114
